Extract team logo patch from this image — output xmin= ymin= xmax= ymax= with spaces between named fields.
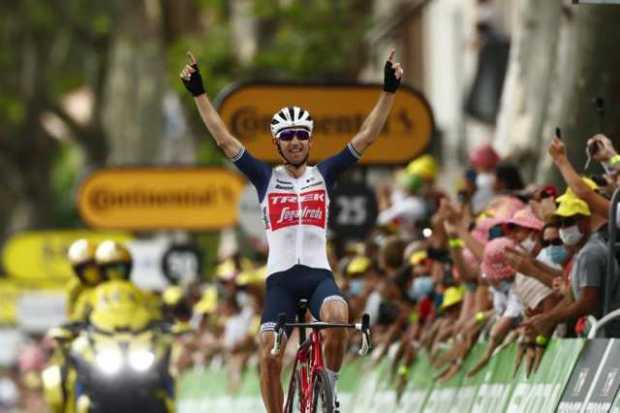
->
xmin=268 ymin=189 xmax=327 ymax=230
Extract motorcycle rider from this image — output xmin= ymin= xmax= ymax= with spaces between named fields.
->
xmin=66 ymin=239 xmax=105 ymax=322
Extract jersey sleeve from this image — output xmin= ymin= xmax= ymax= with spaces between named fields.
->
xmin=232 ymin=148 xmax=272 ymax=202
xmin=317 ymin=143 xmax=361 ymax=189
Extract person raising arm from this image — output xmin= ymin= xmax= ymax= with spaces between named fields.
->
xmin=181 ymin=49 xmax=403 ymax=413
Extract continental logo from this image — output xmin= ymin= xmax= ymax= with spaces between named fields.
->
xmin=217 ymin=83 xmax=434 ymax=164
xmin=88 ymin=187 xmax=237 ymax=211
xmin=78 ymin=168 xmax=244 ymax=230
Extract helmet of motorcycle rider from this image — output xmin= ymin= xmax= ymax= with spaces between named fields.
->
xmin=67 ymin=239 xmax=103 ymax=286
xmin=95 ymin=240 xmax=133 ymax=281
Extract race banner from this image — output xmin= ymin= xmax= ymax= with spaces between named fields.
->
xmin=557 ymin=339 xmax=610 ymax=412
xmin=176 ymin=338 xmax=586 ymax=413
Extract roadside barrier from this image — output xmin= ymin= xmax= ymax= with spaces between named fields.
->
xmin=178 ymin=339 xmax=620 ymax=412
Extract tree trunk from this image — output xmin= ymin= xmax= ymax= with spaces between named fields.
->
xmin=539 ymin=4 xmax=620 ymax=183
xmin=493 ymin=0 xmax=563 ymax=181
xmin=102 ymin=0 xmax=166 ymax=165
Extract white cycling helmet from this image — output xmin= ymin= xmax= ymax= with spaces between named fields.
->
xmin=270 ymin=106 xmax=314 ymax=138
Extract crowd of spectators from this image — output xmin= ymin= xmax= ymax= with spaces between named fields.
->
xmin=173 ymin=132 xmax=620 ymax=394
xmin=5 ymin=133 xmax=620 ymax=412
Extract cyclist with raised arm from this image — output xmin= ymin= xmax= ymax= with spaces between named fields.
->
xmin=180 ymin=50 xmax=403 ymax=413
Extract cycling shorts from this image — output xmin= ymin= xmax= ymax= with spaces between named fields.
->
xmin=261 ymin=265 xmax=345 ymax=336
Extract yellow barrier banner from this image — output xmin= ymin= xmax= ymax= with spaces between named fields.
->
xmin=217 ymin=83 xmax=434 ymax=164
xmin=2 ymin=230 xmax=132 ymax=282
xmin=77 ymin=168 xmax=245 ymax=230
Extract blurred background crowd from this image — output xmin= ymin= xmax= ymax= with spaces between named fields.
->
xmin=2 ymin=0 xmax=620 ymax=412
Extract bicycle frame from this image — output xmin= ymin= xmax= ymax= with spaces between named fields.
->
xmin=273 ymin=306 xmax=370 ymax=413
xmin=285 ymin=328 xmax=324 ymax=412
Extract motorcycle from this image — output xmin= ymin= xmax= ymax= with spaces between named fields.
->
xmin=70 ymin=320 xmax=179 ymax=413
xmin=44 ymin=280 xmax=191 ymax=413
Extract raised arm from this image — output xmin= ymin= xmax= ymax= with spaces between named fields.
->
xmin=180 ymin=52 xmax=243 ymax=159
xmin=350 ymin=50 xmax=404 ymax=155
xmin=548 ymin=135 xmax=609 ymax=218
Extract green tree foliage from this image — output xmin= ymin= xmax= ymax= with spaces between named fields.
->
xmin=0 ymin=0 xmax=373 ymax=236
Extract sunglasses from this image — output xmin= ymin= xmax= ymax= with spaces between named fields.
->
xmin=541 ymin=238 xmax=563 ymax=247
xmin=532 ymin=188 xmax=556 ymax=202
xmin=277 ymin=129 xmax=311 ymax=141
xmin=559 ymin=217 xmax=578 ymax=227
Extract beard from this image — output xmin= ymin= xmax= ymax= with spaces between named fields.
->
xmin=277 ymin=143 xmax=309 ymax=167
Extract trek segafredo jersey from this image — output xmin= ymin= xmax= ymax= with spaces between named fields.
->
xmin=233 ymin=143 xmax=361 ymax=276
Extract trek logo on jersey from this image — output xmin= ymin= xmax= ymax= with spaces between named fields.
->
xmin=268 ymin=190 xmax=326 ymax=230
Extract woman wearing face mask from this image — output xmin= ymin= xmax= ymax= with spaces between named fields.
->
xmin=467 ymin=237 xmax=523 ymax=377
xmin=509 ymin=222 xmax=565 ymax=317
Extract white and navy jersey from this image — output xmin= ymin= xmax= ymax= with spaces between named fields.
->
xmin=232 ymin=144 xmax=361 ymax=276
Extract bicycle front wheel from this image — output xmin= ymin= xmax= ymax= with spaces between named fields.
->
xmin=310 ymin=369 xmax=334 ymax=413
xmin=284 ymin=367 xmax=302 ymax=413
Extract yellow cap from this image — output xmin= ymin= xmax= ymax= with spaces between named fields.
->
xmin=194 ymin=286 xmax=218 ymax=314
xmin=346 ymin=256 xmax=371 ymax=276
xmin=554 ymin=197 xmax=591 ymax=217
xmin=556 ymin=177 xmax=598 ymax=203
xmin=216 ymin=259 xmax=237 ymax=281
xmin=409 ymin=250 xmax=428 ymax=266
xmin=440 ymin=286 xmax=464 ymax=310
xmin=236 ymin=266 xmax=268 ymax=286
xmin=406 ymin=155 xmax=438 ymax=180
xmin=162 ymin=286 xmax=183 ymax=306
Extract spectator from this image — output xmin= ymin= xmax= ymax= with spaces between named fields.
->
xmin=522 ymin=195 xmax=620 ymax=338
xmin=494 ymin=161 xmax=525 ymax=194
xmin=467 ymin=237 xmax=522 ymax=376
xmin=469 ymin=144 xmax=501 ymax=213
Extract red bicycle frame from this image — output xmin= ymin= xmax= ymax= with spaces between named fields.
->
xmin=273 ymin=308 xmax=370 ymax=413
xmin=285 ymin=328 xmax=324 ymax=412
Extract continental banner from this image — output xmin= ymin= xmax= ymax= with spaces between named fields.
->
xmin=77 ymin=168 xmax=244 ymax=230
xmin=216 ymin=83 xmax=434 ymax=165
xmin=176 ymin=339 xmax=588 ymax=413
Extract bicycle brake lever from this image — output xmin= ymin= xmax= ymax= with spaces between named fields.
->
xmin=358 ymin=314 xmax=372 ymax=356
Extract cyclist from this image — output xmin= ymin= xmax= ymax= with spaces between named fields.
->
xmin=181 ymin=49 xmax=403 ymax=413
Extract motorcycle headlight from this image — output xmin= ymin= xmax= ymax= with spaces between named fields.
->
xmin=95 ymin=349 xmax=123 ymax=376
xmin=128 ymin=349 xmax=155 ymax=372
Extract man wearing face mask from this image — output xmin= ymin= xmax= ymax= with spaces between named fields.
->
xmin=522 ymin=195 xmax=620 ymax=338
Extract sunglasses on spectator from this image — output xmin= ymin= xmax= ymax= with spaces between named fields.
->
xmin=559 ymin=217 xmax=578 ymax=227
xmin=533 ymin=188 xmax=556 ymax=201
xmin=278 ymin=129 xmax=311 ymax=141
xmin=541 ymin=238 xmax=563 ymax=247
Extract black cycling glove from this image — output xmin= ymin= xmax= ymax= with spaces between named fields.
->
xmin=383 ymin=60 xmax=400 ymax=93
xmin=182 ymin=64 xmax=206 ymax=97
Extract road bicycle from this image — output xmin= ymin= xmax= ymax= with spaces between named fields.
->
xmin=271 ymin=299 xmax=371 ymax=413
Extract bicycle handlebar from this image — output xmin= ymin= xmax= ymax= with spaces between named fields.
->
xmin=270 ymin=313 xmax=372 ymax=356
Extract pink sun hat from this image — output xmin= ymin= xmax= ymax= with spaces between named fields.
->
xmin=476 ymin=195 xmax=526 ymax=233
xmin=506 ymin=207 xmax=544 ymax=231
xmin=481 ymin=237 xmax=517 ymax=281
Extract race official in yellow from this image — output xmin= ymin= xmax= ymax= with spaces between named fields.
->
xmin=66 ymin=239 xmax=105 ymax=322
